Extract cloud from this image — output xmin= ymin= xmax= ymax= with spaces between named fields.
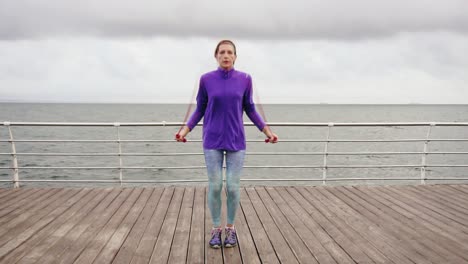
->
xmin=1 ymin=0 xmax=467 ymax=40
xmin=1 ymin=33 xmax=467 ymax=104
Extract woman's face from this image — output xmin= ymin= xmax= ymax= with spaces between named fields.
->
xmin=216 ymin=43 xmax=236 ymax=70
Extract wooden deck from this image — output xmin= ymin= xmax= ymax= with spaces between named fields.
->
xmin=0 ymin=184 xmax=468 ymax=263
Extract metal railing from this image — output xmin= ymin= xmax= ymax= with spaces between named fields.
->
xmin=1 ymin=121 xmax=468 ymax=187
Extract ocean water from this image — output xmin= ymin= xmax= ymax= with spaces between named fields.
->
xmin=0 ymin=103 xmax=467 ymax=187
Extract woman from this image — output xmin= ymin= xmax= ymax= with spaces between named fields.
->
xmin=176 ymin=40 xmax=278 ymax=249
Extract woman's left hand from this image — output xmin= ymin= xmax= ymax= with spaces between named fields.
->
xmin=263 ymin=126 xmax=278 ymax=143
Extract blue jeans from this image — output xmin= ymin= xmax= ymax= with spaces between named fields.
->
xmin=204 ymin=149 xmax=246 ymax=227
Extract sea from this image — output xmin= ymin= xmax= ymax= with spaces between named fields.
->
xmin=1 ymin=103 xmax=467 ymax=187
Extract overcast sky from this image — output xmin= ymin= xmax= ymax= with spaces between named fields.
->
xmin=1 ymin=0 xmax=467 ymax=104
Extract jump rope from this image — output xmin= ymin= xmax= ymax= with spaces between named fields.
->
xmin=175 ymin=77 xmax=277 ymax=143
xmin=175 ymin=79 xmax=198 ymax=143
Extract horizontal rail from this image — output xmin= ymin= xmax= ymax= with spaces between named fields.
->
xmin=3 ymin=121 xmax=468 ymax=127
xmin=1 ymin=139 xmax=468 ymax=143
xmin=1 ymin=151 xmax=468 ymax=156
xmin=0 ymin=152 xmax=205 ymax=156
xmin=0 ymin=166 xmax=206 ymax=170
xmin=0 ymin=179 xmax=209 ymax=183
xmin=1 ymin=177 xmax=467 ymax=184
xmin=1 ymin=164 xmax=468 ymax=170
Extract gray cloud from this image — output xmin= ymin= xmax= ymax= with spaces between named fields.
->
xmin=1 ymin=33 xmax=467 ymax=104
xmin=1 ymin=0 xmax=468 ymax=40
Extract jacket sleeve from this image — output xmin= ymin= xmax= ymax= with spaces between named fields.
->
xmin=243 ymin=74 xmax=266 ymax=131
xmin=186 ymin=77 xmax=208 ymax=130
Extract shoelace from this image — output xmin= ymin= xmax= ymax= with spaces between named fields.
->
xmin=211 ymin=229 xmax=221 ymax=241
xmin=226 ymin=229 xmax=236 ymax=241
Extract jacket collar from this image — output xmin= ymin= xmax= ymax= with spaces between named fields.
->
xmin=217 ymin=67 xmax=235 ymax=79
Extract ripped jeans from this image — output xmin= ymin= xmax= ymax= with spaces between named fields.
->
xmin=204 ymin=149 xmax=246 ymax=227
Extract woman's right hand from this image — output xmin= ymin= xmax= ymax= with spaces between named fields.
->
xmin=175 ymin=126 xmax=190 ymax=142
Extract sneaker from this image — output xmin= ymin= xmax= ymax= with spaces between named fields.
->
xmin=209 ymin=228 xmax=222 ymax=249
xmin=224 ymin=226 xmax=237 ymax=248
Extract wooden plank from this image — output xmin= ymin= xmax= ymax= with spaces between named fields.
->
xmin=381 ymin=186 xmax=468 ymax=245
xmin=50 ymin=188 xmax=132 ymax=264
xmin=430 ymin=185 xmax=468 ymax=209
xmin=187 ymin=186 xmax=205 ymax=264
xmin=246 ymin=187 xmax=299 ymax=264
xmin=204 ymin=187 xmax=223 ymax=264
xmin=0 ymin=189 xmax=11 ymax=200
xmin=407 ymin=185 xmax=468 ymax=222
xmin=149 ymin=187 xmax=184 ymax=264
xmin=294 ymin=186 xmax=390 ymax=263
xmin=73 ymin=188 xmax=144 ymax=264
xmin=0 ymin=185 xmax=467 ymax=264
xmin=0 ymin=188 xmax=104 ymax=264
xmin=234 ymin=188 xmax=261 ymax=264
xmin=0 ymin=188 xmax=60 ymax=227
xmin=265 ymin=187 xmax=342 ymax=264
xmin=256 ymin=187 xmax=320 ymax=264
xmin=0 ymin=188 xmax=80 ymax=250
xmin=0 ymin=188 xmax=85 ymax=259
xmin=92 ymin=188 xmax=153 ymax=264
xmin=381 ymin=187 xmax=468 ymax=245
xmin=31 ymin=188 xmax=122 ymax=264
xmin=0 ymin=188 xmax=40 ymax=210
xmin=407 ymin=185 xmax=468 ymax=215
xmin=450 ymin=185 xmax=468 ymax=195
xmin=0 ymin=190 xmax=8 ymax=199
xmin=333 ymin=186 xmax=439 ymax=263
xmin=112 ymin=188 xmax=164 ymax=264
xmin=0 ymin=189 xmax=46 ymax=220
xmin=285 ymin=187 xmax=372 ymax=263
xmin=344 ymin=185 xmax=468 ymax=263
xmin=0 ymin=188 xmax=10 ymax=197
xmin=168 ymin=187 xmax=195 ymax=263
xmin=0 ymin=188 xmax=27 ymax=200
xmin=239 ymin=188 xmax=279 ymax=264
xmin=369 ymin=185 xmax=468 ymax=259
xmin=312 ymin=186 xmax=417 ymax=264
xmin=129 ymin=187 xmax=174 ymax=264
xmin=276 ymin=187 xmax=356 ymax=264
xmin=321 ymin=186 xmax=434 ymax=263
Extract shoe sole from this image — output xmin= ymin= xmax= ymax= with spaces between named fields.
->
xmin=224 ymin=243 xmax=237 ymax=248
xmin=210 ymin=245 xmax=221 ymax=249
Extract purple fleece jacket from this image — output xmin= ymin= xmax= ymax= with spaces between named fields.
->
xmin=187 ymin=67 xmax=265 ymax=151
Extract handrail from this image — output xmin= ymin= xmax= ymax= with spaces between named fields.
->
xmin=2 ymin=139 xmax=468 ymax=143
xmin=2 ymin=151 xmax=468 ymax=156
xmin=3 ymin=121 xmax=468 ymax=126
xmin=1 ymin=121 xmax=468 ymax=187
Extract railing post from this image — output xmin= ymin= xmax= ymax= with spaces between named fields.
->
xmin=114 ymin=123 xmax=123 ymax=186
xmin=5 ymin=122 xmax=19 ymax=188
xmin=322 ymin=123 xmax=333 ymax=185
xmin=421 ymin=123 xmax=435 ymax=184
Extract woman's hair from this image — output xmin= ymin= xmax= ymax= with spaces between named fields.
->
xmin=214 ymin=40 xmax=237 ymax=56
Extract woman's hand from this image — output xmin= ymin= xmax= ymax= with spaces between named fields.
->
xmin=262 ymin=125 xmax=278 ymax=143
xmin=175 ymin=126 xmax=190 ymax=142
